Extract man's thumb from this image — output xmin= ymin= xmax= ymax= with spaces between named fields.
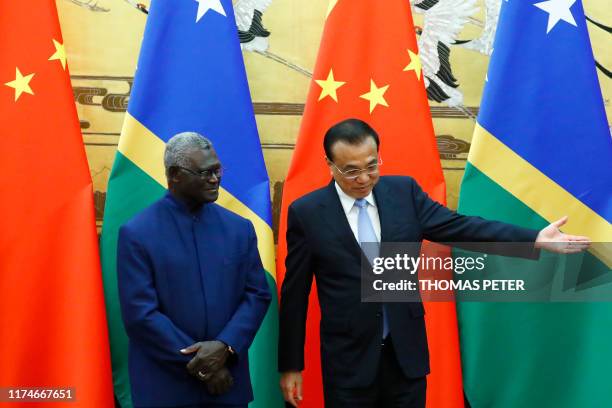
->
xmin=180 ymin=343 xmax=200 ymax=354
xmin=552 ymin=216 xmax=568 ymax=229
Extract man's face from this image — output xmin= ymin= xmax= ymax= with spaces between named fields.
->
xmin=327 ymin=137 xmax=380 ymax=199
xmin=171 ymin=148 xmax=221 ymax=206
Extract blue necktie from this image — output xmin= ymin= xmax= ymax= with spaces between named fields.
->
xmin=355 ymin=199 xmax=389 ymax=339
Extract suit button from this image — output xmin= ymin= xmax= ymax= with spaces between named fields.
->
xmin=376 ymin=312 xmax=382 ymax=318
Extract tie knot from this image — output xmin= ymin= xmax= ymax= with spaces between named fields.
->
xmin=354 ymin=198 xmax=368 ymax=209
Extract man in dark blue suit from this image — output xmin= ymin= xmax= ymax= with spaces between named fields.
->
xmin=278 ymin=119 xmax=589 ymax=407
xmin=118 ymin=132 xmax=271 ymax=408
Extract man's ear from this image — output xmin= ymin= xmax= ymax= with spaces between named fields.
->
xmin=325 ymin=156 xmax=334 ymax=177
xmin=167 ymin=166 xmax=181 ymax=183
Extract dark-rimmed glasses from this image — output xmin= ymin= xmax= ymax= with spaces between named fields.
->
xmin=176 ymin=166 xmax=223 ymax=180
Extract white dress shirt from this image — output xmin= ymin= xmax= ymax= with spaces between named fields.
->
xmin=334 ymin=182 xmax=381 ymax=243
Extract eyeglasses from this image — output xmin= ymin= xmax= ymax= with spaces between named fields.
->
xmin=177 ymin=166 xmax=223 ymax=180
xmin=329 ymin=158 xmax=383 ymax=180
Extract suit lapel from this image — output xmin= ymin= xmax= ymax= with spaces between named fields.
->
xmin=373 ymin=178 xmax=395 ymax=243
xmin=318 ymin=181 xmax=362 ymax=260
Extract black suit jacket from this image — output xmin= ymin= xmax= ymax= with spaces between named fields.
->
xmin=278 ymin=176 xmax=538 ymax=388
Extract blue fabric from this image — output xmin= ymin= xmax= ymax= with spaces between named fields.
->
xmin=354 ymin=199 xmax=389 ymax=339
xmin=478 ymin=0 xmax=611 ymax=221
xmin=117 ymin=193 xmax=271 ymax=407
xmin=128 ymin=0 xmax=272 ymax=225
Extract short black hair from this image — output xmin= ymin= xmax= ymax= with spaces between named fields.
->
xmin=323 ymin=118 xmax=380 ymax=161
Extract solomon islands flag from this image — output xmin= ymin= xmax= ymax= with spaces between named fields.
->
xmin=458 ymin=0 xmax=612 ymax=407
xmin=100 ymin=1 xmax=283 ymax=407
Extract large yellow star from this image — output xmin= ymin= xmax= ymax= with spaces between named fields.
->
xmin=359 ymin=79 xmax=389 ymax=114
xmin=403 ymin=49 xmax=422 ymax=80
xmin=5 ymin=67 xmax=35 ymax=101
xmin=49 ymin=39 xmax=67 ymax=70
xmin=315 ymin=69 xmax=346 ymax=102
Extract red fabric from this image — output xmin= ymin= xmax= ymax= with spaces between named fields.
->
xmin=276 ymin=1 xmax=464 ymax=407
xmin=0 ymin=2 xmax=114 ymax=406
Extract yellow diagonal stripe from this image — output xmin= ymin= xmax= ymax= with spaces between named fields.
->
xmin=216 ymin=190 xmax=276 ymax=279
xmin=118 ymin=113 xmax=167 ymax=187
xmin=117 ymin=112 xmax=276 ymax=278
xmin=469 ymin=123 xmax=611 ymax=267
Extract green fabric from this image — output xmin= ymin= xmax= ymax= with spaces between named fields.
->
xmin=100 ymin=153 xmax=166 ymax=408
xmin=457 ymin=163 xmax=612 ymax=407
xmin=248 ymin=273 xmax=283 ymax=407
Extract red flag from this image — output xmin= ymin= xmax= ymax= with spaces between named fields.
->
xmin=0 ymin=2 xmax=114 ymax=406
xmin=277 ymin=1 xmax=463 ymax=406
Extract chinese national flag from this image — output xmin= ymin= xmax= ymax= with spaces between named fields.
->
xmin=0 ymin=2 xmax=114 ymax=406
xmin=277 ymin=1 xmax=463 ymax=407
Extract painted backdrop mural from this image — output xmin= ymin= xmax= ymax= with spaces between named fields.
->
xmin=56 ymin=0 xmax=610 ymax=235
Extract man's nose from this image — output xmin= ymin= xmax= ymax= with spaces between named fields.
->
xmin=355 ymin=172 xmax=370 ymax=183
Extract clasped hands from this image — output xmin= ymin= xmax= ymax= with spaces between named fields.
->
xmin=181 ymin=340 xmax=234 ymax=395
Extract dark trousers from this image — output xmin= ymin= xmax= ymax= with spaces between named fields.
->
xmin=323 ymin=338 xmax=427 ymax=408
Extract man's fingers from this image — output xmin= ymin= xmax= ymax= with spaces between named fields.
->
xmin=296 ymin=380 xmax=303 ymax=402
xmin=568 ymin=236 xmax=591 ymax=243
xmin=571 ymin=241 xmax=590 ymax=249
xmin=186 ymin=347 xmax=225 ymax=375
xmin=281 ymin=384 xmax=299 ymax=407
xmin=286 ymin=394 xmax=298 ymax=407
xmin=281 ymin=384 xmax=294 ymax=405
xmin=186 ymin=355 xmax=204 ymax=375
xmin=552 ymin=216 xmax=568 ymax=229
xmin=567 ymin=240 xmax=590 ymax=249
xmin=561 ymin=240 xmax=591 ymax=253
xmin=541 ymin=236 xmax=591 ymax=254
xmin=280 ymin=372 xmax=303 ymax=407
xmin=201 ymin=357 xmax=223 ymax=373
xmin=565 ymin=246 xmax=588 ymax=254
xmin=205 ymin=370 xmax=233 ymax=395
xmin=180 ymin=343 xmax=201 ymax=354
xmin=197 ymin=370 xmax=211 ymax=381
xmin=199 ymin=361 xmax=213 ymax=373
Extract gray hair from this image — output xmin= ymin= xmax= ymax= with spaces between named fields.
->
xmin=164 ymin=132 xmax=213 ymax=170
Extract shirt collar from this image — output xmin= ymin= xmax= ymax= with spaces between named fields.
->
xmin=334 ymin=182 xmax=376 ymax=215
xmin=164 ymin=191 xmax=209 ymax=216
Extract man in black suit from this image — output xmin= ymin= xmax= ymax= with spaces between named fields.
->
xmin=278 ymin=118 xmax=589 ymax=407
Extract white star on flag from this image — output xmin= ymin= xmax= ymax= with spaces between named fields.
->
xmin=534 ymin=0 xmax=577 ymax=34
xmin=195 ymin=0 xmax=226 ymax=23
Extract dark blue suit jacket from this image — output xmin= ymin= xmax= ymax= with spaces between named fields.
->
xmin=278 ymin=176 xmax=539 ymax=388
xmin=118 ymin=193 xmax=271 ymax=407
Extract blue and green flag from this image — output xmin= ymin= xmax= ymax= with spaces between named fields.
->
xmin=458 ymin=0 xmax=612 ymax=406
xmin=100 ymin=1 xmax=283 ymax=407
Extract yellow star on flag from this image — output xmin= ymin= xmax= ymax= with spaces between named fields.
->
xmin=326 ymin=0 xmax=338 ymax=18
xmin=315 ymin=69 xmax=346 ymax=102
xmin=5 ymin=67 xmax=35 ymax=101
xmin=403 ymin=49 xmax=422 ymax=80
xmin=360 ymin=79 xmax=389 ymax=114
xmin=49 ymin=39 xmax=67 ymax=70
